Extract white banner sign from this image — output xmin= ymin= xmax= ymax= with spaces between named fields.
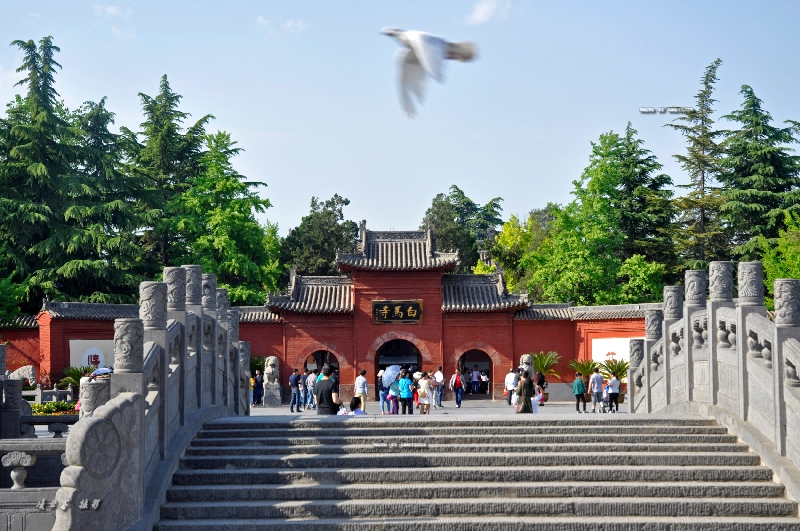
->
xmin=69 ymin=340 xmax=115 ymax=369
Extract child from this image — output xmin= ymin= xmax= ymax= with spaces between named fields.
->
xmin=349 ymin=397 xmax=366 ymax=416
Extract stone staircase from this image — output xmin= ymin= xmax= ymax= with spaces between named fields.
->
xmin=154 ymin=416 xmax=800 ymax=530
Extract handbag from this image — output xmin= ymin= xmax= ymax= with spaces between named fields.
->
xmin=511 ymin=392 xmax=519 ymax=406
xmin=515 ymin=403 xmax=523 ymax=413
xmin=503 ymin=389 xmax=508 ymax=397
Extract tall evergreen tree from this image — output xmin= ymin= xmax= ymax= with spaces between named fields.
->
xmin=719 ymin=85 xmax=800 ymax=260
xmin=667 ymin=59 xmax=730 ymax=269
xmin=614 ymin=123 xmax=676 ymax=270
xmin=122 ymin=75 xmax=212 ymax=274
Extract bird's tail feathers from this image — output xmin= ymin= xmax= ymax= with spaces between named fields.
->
xmin=447 ymin=42 xmax=477 ymax=62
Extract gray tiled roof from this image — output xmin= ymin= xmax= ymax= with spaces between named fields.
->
xmin=41 ymin=301 xmax=139 ymax=321
xmin=515 ymin=303 xmax=658 ymax=321
xmin=337 ymin=223 xmax=459 ymax=272
xmin=0 ymin=315 xmax=39 ymax=329
xmin=514 ymin=306 xmax=574 ymax=320
xmin=268 ymin=275 xmax=353 ymax=314
xmin=442 ymin=272 xmax=528 ymax=312
xmin=236 ymin=306 xmax=282 ymax=323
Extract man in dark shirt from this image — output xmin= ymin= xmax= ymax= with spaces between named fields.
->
xmin=289 ymin=368 xmax=303 ymax=413
xmin=300 ymin=369 xmax=309 ymax=410
xmin=315 ymin=364 xmax=341 ymax=415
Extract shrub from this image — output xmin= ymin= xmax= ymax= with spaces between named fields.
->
xmin=568 ymin=358 xmax=600 ymax=388
xmin=530 ymin=351 xmax=562 ymax=381
xmin=31 ymin=401 xmax=77 ymax=416
xmin=600 ymin=359 xmax=630 ymax=382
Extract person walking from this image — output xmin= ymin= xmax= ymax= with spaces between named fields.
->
xmin=289 ymin=368 xmax=303 ymax=412
xmin=589 ymin=367 xmax=604 ymax=413
xmin=354 ymin=369 xmax=369 ymax=414
xmin=249 ymin=374 xmax=255 ymax=406
xmin=573 ymin=372 xmax=587 ymax=413
xmin=377 ymin=370 xmax=390 ymax=415
xmin=471 ymin=365 xmax=481 ymax=395
xmin=505 ymin=368 xmax=518 ymax=406
xmin=300 ymin=369 xmax=309 ymax=410
xmin=306 ymin=369 xmax=317 ymax=410
xmin=608 ymin=371 xmax=621 ymax=413
xmin=388 ymin=374 xmax=400 ymax=414
xmin=399 ymin=370 xmax=415 ymax=414
xmin=315 ymin=364 xmax=341 ymax=415
xmin=449 ymin=367 xmax=464 ymax=408
xmin=417 ymin=372 xmax=432 ymax=414
xmin=253 ymin=370 xmax=264 ymax=407
xmin=515 ymin=371 xmax=534 ymax=413
xmin=433 ymin=366 xmax=445 ymax=408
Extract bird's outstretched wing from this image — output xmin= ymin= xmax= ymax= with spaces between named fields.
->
xmin=397 ymin=48 xmax=426 ymax=117
xmin=405 ymin=30 xmax=448 ymax=83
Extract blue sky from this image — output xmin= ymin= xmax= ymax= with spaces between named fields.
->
xmin=1 ymin=1 xmax=799 ymax=235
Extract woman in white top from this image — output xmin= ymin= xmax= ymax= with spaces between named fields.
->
xmin=608 ymin=372 xmax=621 ymax=413
xmin=417 ymin=372 xmax=432 ymax=414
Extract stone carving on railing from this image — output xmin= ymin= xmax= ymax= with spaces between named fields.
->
xmin=629 ymin=339 xmax=644 ymax=369
xmin=747 ymin=330 xmax=762 ymax=359
xmin=164 ymin=267 xmax=186 ymax=311
xmin=263 ymin=356 xmax=281 ymax=406
xmin=167 ymin=320 xmax=182 ymax=365
xmin=216 ymin=288 xmax=229 ymax=323
xmin=651 ymin=343 xmax=662 ymax=372
xmin=692 ymin=320 xmax=704 ymax=348
xmin=201 ymin=274 xmax=217 ymax=309
xmin=670 ymin=331 xmax=681 ymax=357
xmin=709 ymin=261 xmax=734 ymax=301
xmin=728 ymin=323 xmax=737 ymax=347
xmin=5 ymin=365 xmax=37 ymax=384
xmin=79 ymin=380 xmax=110 ymax=419
xmin=183 ymin=265 xmax=203 ymax=306
xmin=738 ymin=262 xmax=765 ymax=305
xmin=645 ymin=310 xmax=663 ymax=340
xmin=717 ymin=322 xmax=732 ymax=349
xmin=2 ymin=451 xmax=36 ymax=489
xmin=762 ymin=339 xmax=773 ymax=366
xmin=663 ymin=286 xmax=683 ymax=320
xmin=140 ymin=282 xmax=168 ymax=330
xmin=775 ymin=279 xmax=800 ymax=327
xmin=53 ymin=393 xmax=143 ymax=531
xmin=114 ymin=319 xmax=144 ymax=373
xmin=685 ymin=270 xmax=707 ymax=306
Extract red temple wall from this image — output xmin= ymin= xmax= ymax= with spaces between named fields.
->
xmin=239 ymin=322 xmax=283 ymax=363
xmin=574 ymin=319 xmax=646 ymax=361
xmin=513 ymin=320 xmax=577 ymax=381
xmin=36 ymin=314 xmax=116 ymax=386
xmin=1 ymin=328 xmax=40 ymax=375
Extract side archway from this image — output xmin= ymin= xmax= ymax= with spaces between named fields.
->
xmin=292 ymin=342 xmax=351 ymax=372
xmin=365 ymin=331 xmax=433 ymax=364
xmin=447 ymin=340 xmax=504 ymax=371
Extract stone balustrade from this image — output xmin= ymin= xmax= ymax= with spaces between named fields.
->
xmin=629 ymin=262 xmax=800 ymax=501
xmin=48 ymin=266 xmax=250 ymax=531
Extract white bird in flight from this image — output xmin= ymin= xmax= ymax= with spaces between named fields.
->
xmin=381 ymin=28 xmax=477 ymax=117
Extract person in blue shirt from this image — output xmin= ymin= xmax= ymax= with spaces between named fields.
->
xmin=398 ymin=370 xmax=415 ymax=415
xmin=289 ymin=368 xmax=303 ymax=413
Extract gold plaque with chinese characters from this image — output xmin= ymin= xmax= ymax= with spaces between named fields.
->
xmin=371 ymin=300 xmax=423 ymax=325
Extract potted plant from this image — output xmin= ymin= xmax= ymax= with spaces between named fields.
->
xmin=601 ymin=358 xmax=630 ymax=403
xmin=567 ymin=358 xmax=600 ymax=399
xmin=530 ymin=351 xmax=562 ymax=402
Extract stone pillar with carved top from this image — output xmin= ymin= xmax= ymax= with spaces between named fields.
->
xmin=1 ymin=378 xmax=22 ymax=439
xmin=706 ymin=261 xmax=734 ymax=408
xmin=110 ymin=318 xmax=145 ymax=400
xmin=628 ymin=339 xmax=644 ymax=414
xmin=736 ymin=262 xmax=768 ymax=421
xmin=662 ymin=286 xmax=683 ymax=406
xmin=165 ymin=267 xmax=188 ymax=426
xmin=182 ymin=265 xmax=204 ymax=411
xmin=140 ymin=281 xmax=168 ymax=459
xmin=684 ymin=270 xmax=708 ymax=403
xmin=642 ymin=309 xmax=662 ymax=413
xmin=772 ymin=278 xmax=800 ymax=455
xmin=216 ymin=288 xmax=229 ymax=409
xmin=201 ymin=274 xmax=217 ymax=406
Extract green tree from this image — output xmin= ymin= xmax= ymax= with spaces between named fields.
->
xmin=667 ymin=59 xmax=730 ymax=269
xmin=170 ymin=132 xmax=280 ymax=305
xmin=122 ymin=75 xmax=212 ymax=274
xmin=279 ymin=194 xmax=358 ymax=285
xmin=760 ymin=213 xmax=800 ymax=289
xmin=488 ymin=207 xmax=553 ymax=292
xmin=0 ymin=275 xmax=26 ymax=325
xmin=719 ymin=85 xmax=800 ymax=260
xmin=420 ymin=185 xmax=503 ymax=273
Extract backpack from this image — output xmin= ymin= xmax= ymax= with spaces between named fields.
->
xmin=455 ymin=374 xmax=462 ymax=388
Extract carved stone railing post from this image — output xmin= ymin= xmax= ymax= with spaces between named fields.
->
xmin=216 ymin=288 xmax=229 ymax=408
xmin=663 ymin=286 xmax=683 ymax=406
xmin=628 ymin=339 xmax=644 ymax=413
xmin=79 ymin=379 xmax=110 ymax=419
xmin=1 ymin=379 xmax=22 ymax=439
xmin=110 ymin=318 xmax=145 ymax=398
xmin=140 ymin=281 xmax=168 ymax=460
xmin=736 ymin=262 xmax=767 ymax=421
xmin=239 ymin=341 xmax=251 ymax=416
xmin=165 ymin=267 xmax=187 ymax=427
xmin=684 ymin=270 xmax=707 ymax=403
xmin=2 ymin=451 xmax=36 ymax=489
xmin=201 ymin=274 xmax=217 ymax=406
xmin=707 ymin=261 xmax=734 ymax=407
xmin=772 ymin=279 xmax=800 ymax=456
xmin=643 ymin=309 xmax=662 ymax=413
xmin=228 ymin=309 xmax=240 ymax=414
xmin=183 ymin=265 xmax=203 ymax=411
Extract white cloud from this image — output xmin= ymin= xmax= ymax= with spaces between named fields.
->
xmin=111 ymin=25 xmax=136 ymax=40
xmin=465 ymin=0 xmax=511 ymax=25
xmin=28 ymin=13 xmax=41 ymax=19
xmin=255 ymin=15 xmax=271 ymax=26
xmin=94 ymin=5 xmax=132 ymax=17
xmin=281 ymin=19 xmax=307 ymax=33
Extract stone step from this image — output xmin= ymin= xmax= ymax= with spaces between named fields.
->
xmin=196 ymin=425 xmax=729 ymax=438
xmin=154 ymin=515 xmax=800 ymax=531
xmin=171 ymin=465 xmax=774 ymax=486
xmin=202 ymin=417 xmax=719 ymax=430
xmin=159 ymin=497 xmax=796 ymax=520
xmin=179 ymin=452 xmax=761 ymax=470
xmin=189 ymin=433 xmax=739 ymax=446
xmin=184 ymin=442 xmax=749 ymax=456
xmin=166 ymin=481 xmax=786 ymax=503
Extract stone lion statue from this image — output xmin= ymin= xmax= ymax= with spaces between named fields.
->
xmin=519 ymin=354 xmax=532 ymax=374
xmin=264 ymin=356 xmax=279 ymax=385
xmin=5 ymin=365 xmax=37 ymax=385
